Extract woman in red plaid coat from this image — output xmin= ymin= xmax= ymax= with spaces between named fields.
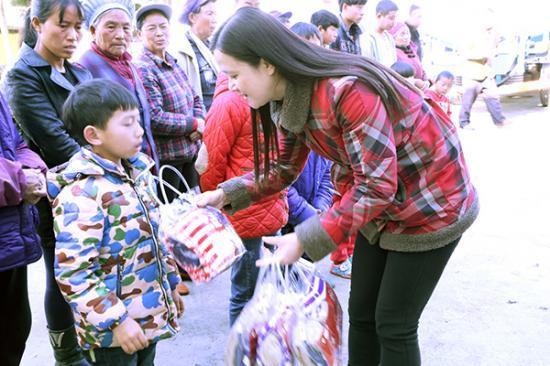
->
xmin=198 ymin=8 xmax=479 ymax=366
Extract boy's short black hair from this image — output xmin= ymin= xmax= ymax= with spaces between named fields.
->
xmin=310 ymin=10 xmax=340 ymax=30
xmin=338 ymin=0 xmax=367 ymax=12
xmin=290 ymin=22 xmax=322 ymax=43
xmin=436 ymin=70 xmax=455 ymax=81
xmin=376 ymin=0 xmax=399 ymax=15
xmin=391 ymin=61 xmax=415 ymax=78
xmin=63 ymin=79 xmax=139 ymax=145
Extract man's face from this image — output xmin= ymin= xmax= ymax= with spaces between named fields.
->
xmin=320 ymin=25 xmax=338 ymax=46
xmin=378 ymin=10 xmax=397 ymax=31
xmin=342 ymin=4 xmax=365 ymax=24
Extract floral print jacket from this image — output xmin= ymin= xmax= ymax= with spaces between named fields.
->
xmin=47 ymin=148 xmax=180 ymax=349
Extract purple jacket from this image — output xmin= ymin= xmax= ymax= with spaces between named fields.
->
xmin=0 ymin=94 xmax=46 ymax=271
xmin=287 ymin=152 xmax=334 ymax=225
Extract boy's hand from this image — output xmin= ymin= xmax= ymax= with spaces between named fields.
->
xmin=113 ymin=317 xmax=149 ymax=355
xmin=172 ymin=290 xmax=185 ymax=318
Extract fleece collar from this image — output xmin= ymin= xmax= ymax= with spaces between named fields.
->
xmin=271 ymin=79 xmax=314 ymax=134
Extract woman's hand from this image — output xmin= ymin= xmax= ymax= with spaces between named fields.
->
xmin=195 ymin=188 xmax=227 ymax=210
xmin=256 ymin=233 xmax=305 ymax=266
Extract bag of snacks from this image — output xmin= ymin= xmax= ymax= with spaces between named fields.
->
xmin=226 ymin=259 xmax=343 ymax=365
xmin=150 ymin=165 xmax=245 ymax=282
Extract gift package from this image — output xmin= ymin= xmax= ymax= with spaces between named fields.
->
xmin=151 ymin=165 xmax=245 ymax=282
xmin=226 ymin=260 xmax=343 ymax=366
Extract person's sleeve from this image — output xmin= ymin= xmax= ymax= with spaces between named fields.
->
xmin=218 ymin=127 xmax=310 ymax=215
xmin=198 ymin=97 xmax=241 ymax=191
xmin=15 ymin=131 xmax=47 ymax=173
xmin=138 ymin=65 xmax=197 ymax=136
xmin=5 ymin=67 xmax=80 ymax=167
xmin=361 ymin=35 xmax=376 ymax=60
xmin=53 ymin=180 xmax=128 ymax=331
xmin=295 ymin=80 xmax=398 ymax=261
xmin=0 ymin=158 xmax=26 ymax=207
xmin=287 ymin=185 xmax=317 ymax=226
xmin=312 ymin=160 xmax=334 ymax=212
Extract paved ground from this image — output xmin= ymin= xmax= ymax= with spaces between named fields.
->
xmin=21 ymin=93 xmax=550 ymax=365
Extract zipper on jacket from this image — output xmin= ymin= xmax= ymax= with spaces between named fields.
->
xmin=116 ymin=261 xmax=123 ymax=298
xmin=130 ymin=180 xmax=174 ymax=326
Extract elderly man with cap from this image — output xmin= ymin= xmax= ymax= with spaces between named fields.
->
xmin=172 ymin=0 xmax=219 ymax=112
xmin=79 ymin=0 xmax=159 ymax=168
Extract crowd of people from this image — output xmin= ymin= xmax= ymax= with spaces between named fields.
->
xmin=0 ymin=0 xmax=482 ymax=365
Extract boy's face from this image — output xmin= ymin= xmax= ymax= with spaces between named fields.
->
xmin=378 ymin=11 xmax=397 ymax=31
xmin=434 ymin=77 xmax=454 ymax=95
xmin=320 ymin=25 xmax=338 ymax=45
xmin=305 ymin=35 xmax=322 ymax=47
xmin=342 ymin=4 xmax=365 ymax=25
xmin=90 ymin=108 xmax=144 ymax=163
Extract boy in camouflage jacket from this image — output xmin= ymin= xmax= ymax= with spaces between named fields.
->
xmin=47 ymin=80 xmax=184 ymax=365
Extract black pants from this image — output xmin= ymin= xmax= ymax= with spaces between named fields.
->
xmin=348 ymin=233 xmax=460 ymax=366
xmin=0 ymin=266 xmax=32 ymax=366
xmin=36 ymin=197 xmax=75 ymax=331
xmin=85 ymin=343 xmax=156 ymax=365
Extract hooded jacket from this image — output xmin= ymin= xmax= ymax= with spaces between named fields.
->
xmin=48 ymin=148 xmax=180 ymax=349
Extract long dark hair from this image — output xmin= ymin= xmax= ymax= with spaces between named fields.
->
xmin=213 ymin=7 xmax=415 ymax=182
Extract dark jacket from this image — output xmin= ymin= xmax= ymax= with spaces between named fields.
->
xmin=4 ymin=44 xmax=91 ymax=168
xmin=287 ymin=152 xmax=334 ymax=226
xmin=4 ymin=45 xmax=91 ymax=248
xmin=0 ymin=93 xmax=46 ymax=271
xmin=79 ymin=48 xmax=160 ymax=168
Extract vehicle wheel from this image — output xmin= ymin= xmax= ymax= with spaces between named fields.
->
xmin=541 ymin=89 xmax=549 ymax=107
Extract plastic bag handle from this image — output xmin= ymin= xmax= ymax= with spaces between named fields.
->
xmin=158 ymin=165 xmax=193 ymax=204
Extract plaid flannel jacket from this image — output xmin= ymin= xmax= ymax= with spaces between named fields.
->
xmin=137 ymin=48 xmax=204 ymax=163
xmin=221 ymin=76 xmax=478 ymax=259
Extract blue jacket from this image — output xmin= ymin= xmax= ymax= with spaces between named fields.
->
xmin=287 ymin=152 xmax=334 ymax=226
xmin=0 ymin=94 xmax=46 ymax=271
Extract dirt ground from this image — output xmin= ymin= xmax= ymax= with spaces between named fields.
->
xmin=20 ymin=94 xmax=550 ymax=365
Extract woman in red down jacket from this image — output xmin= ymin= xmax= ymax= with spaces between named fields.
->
xmin=195 ymin=73 xmax=288 ymax=326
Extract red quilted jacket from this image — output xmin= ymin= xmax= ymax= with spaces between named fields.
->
xmin=197 ymin=74 xmax=288 ymax=238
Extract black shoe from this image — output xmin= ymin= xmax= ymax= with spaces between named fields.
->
xmin=48 ymin=326 xmax=90 ymax=366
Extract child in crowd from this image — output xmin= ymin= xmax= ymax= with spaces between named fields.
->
xmin=331 ymin=0 xmax=366 ymax=54
xmin=362 ymin=0 xmax=399 ymax=67
xmin=48 ymin=79 xmax=183 ymax=365
xmin=290 ymin=22 xmax=323 ymax=46
xmin=391 ymin=60 xmax=415 ymax=79
xmin=425 ymin=71 xmax=455 ymax=117
xmin=310 ymin=10 xmax=340 ymax=47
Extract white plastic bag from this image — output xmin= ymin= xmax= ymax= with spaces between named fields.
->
xmin=226 ymin=259 xmax=343 ymax=365
xmin=150 ymin=165 xmax=245 ymax=282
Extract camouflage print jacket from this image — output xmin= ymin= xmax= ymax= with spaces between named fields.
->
xmin=47 ymin=148 xmax=180 ymax=349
